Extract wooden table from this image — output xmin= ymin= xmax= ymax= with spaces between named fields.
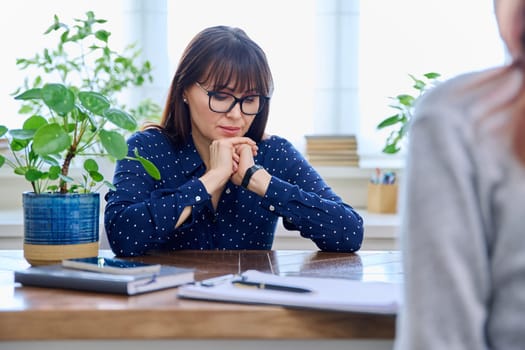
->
xmin=0 ymin=250 xmax=402 ymax=349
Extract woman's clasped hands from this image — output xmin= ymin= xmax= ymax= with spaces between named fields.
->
xmin=207 ymin=136 xmax=258 ymax=187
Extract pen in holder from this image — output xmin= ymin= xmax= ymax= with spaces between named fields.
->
xmin=367 ymin=169 xmax=398 ymax=214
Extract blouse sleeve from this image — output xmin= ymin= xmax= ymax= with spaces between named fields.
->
xmin=104 ymin=132 xmax=212 ymax=256
xmin=259 ymin=137 xmax=364 ymax=252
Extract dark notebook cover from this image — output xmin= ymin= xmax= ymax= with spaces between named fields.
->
xmin=15 ymin=264 xmax=194 ymax=295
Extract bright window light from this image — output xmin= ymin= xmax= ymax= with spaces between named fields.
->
xmin=359 ymin=0 xmax=505 ymax=158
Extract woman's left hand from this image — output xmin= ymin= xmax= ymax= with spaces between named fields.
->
xmin=231 ymin=142 xmax=257 ymax=186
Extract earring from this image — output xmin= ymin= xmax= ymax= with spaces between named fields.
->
xmin=183 ymin=97 xmax=188 ymax=103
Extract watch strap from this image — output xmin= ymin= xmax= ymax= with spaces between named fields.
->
xmin=241 ymin=164 xmax=264 ymax=188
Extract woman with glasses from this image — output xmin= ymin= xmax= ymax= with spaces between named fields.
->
xmin=104 ymin=26 xmax=363 ymax=256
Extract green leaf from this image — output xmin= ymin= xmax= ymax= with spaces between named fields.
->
xmin=14 ymin=167 xmax=26 ymax=175
xmin=19 ymin=105 xmax=35 ymax=114
xmin=89 ymin=170 xmax=104 ymax=182
xmin=396 ymin=94 xmax=415 ymax=107
xmin=60 ymin=31 xmax=69 ymax=43
xmin=32 ymin=123 xmax=71 ymax=155
xmin=78 ymin=91 xmax=110 ymax=116
xmin=23 ymin=115 xmax=48 ymax=130
xmin=412 ymin=79 xmax=425 ymax=91
xmin=95 ymin=29 xmax=110 ymax=42
xmin=48 ymin=165 xmax=61 ymax=180
xmin=41 ymin=155 xmax=60 ymax=167
xmin=42 ymin=84 xmax=75 ymax=114
xmin=382 ymin=144 xmax=400 ymax=154
xmin=377 ymin=115 xmax=401 ymax=129
xmin=0 ymin=125 xmax=7 ymax=137
xmin=133 ymin=148 xmax=161 ymax=180
xmin=59 ymin=174 xmax=74 ymax=183
xmin=0 ymin=155 xmax=5 ymax=168
xmin=25 ymin=168 xmax=45 ymax=182
xmin=44 ymin=14 xmax=66 ymax=34
xmin=9 ymin=129 xmax=35 ymax=141
xmin=69 ymin=184 xmax=81 ymax=193
xmin=10 ymin=139 xmax=29 ymax=151
xmin=47 ymin=185 xmax=59 ymax=192
xmin=104 ymin=108 xmax=137 ymax=131
xmin=99 ymin=129 xmax=127 ymax=159
xmin=14 ymin=88 xmax=42 ymax=101
xmin=424 ymin=72 xmax=441 ymax=79
xmin=84 ymin=158 xmax=99 ymax=172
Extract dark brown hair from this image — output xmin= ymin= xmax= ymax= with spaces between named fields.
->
xmin=147 ymin=26 xmax=274 ymax=147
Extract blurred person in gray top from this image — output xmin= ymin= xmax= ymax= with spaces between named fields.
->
xmin=395 ymin=1 xmax=525 ymax=349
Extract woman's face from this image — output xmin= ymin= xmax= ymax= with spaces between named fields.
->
xmin=184 ymin=81 xmax=257 ymax=145
xmin=495 ymin=0 xmax=525 ymax=59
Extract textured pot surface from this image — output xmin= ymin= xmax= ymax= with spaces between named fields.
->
xmin=22 ymin=192 xmax=100 ymax=266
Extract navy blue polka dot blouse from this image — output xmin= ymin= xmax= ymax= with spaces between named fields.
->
xmin=104 ymin=129 xmax=364 ymax=256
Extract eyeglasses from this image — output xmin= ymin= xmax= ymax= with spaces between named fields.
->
xmin=195 ymin=82 xmax=269 ymax=116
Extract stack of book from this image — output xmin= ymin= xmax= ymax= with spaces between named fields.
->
xmin=305 ymin=134 xmax=359 ymax=167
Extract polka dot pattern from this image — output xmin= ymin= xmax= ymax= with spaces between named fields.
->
xmin=104 ymin=129 xmax=364 ymax=256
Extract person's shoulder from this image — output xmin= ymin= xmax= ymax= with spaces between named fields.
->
xmin=127 ymin=127 xmax=175 ymax=151
xmin=260 ymin=134 xmax=295 ymax=149
xmin=128 ymin=127 xmax=165 ymax=143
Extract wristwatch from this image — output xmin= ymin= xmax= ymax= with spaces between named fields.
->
xmin=241 ymin=164 xmax=264 ymax=188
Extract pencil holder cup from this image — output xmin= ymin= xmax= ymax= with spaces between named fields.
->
xmin=367 ymin=183 xmax=398 ymax=214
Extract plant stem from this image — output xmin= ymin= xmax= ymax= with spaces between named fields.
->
xmin=60 ymin=146 xmax=76 ymax=194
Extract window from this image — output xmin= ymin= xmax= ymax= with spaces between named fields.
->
xmin=167 ymin=0 xmax=316 ymax=151
xmin=0 ymin=0 xmax=125 ymax=129
xmin=1 ymin=0 xmax=507 ymax=167
xmin=359 ymin=0 xmax=505 ymax=165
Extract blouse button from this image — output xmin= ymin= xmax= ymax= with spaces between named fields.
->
xmin=269 ymin=205 xmax=275 ymax=211
xmin=195 ymin=195 xmax=201 ymax=202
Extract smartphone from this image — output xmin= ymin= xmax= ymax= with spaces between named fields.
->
xmin=62 ymin=256 xmax=161 ymax=275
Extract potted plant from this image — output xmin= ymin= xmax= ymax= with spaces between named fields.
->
xmin=376 ymin=72 xmax=441 ymax=154
xmin=0 ymin=11 xmax=160 ymax=265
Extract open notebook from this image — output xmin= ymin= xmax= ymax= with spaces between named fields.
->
xmin=178 ymin=270 xmax=401 ymax=314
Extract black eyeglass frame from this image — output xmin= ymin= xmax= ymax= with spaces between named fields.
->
xmin=195 ymin=82 xmax=270 ymax=116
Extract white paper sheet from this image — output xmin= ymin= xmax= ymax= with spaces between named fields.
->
xmin=178 ymin=270 xmax=401 ymax=314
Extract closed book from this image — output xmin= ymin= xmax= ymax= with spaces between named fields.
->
xmin=15 ymin=264 xmax=194 ymax=295
xmin=305 ymin=134 xmax=357 ymax=142
xmin=306 ymin=149 xmax=358 ymax=156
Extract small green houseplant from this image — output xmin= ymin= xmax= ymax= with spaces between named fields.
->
xmin=376 ymin=72 xmax=441 ymax=154
xmin=0 ymin=12 xmax=160 ymax=265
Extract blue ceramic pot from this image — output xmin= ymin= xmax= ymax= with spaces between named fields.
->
xmin=23 ymin=192 xmax=100 ymax=245
xmin=22 ymin=192 xmax=100 ymax=265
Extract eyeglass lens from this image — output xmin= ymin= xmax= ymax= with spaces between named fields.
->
xmin=210 ymin=92 xmax=263 ymax=115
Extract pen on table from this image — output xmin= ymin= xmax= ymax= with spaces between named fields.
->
xmin=231 ymin=279 xmax=312 ymax=294
xmin=199 ymin=274 xmax=236 ymax=287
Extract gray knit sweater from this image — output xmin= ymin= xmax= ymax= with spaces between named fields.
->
xmin=394 ymin=65 xmax=525 ymax=350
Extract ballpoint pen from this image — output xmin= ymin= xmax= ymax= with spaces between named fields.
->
xmin=199 ymin=274 xmax=237 ymax=287
xmin=231 ymin=279 xmax=312 ymax=293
